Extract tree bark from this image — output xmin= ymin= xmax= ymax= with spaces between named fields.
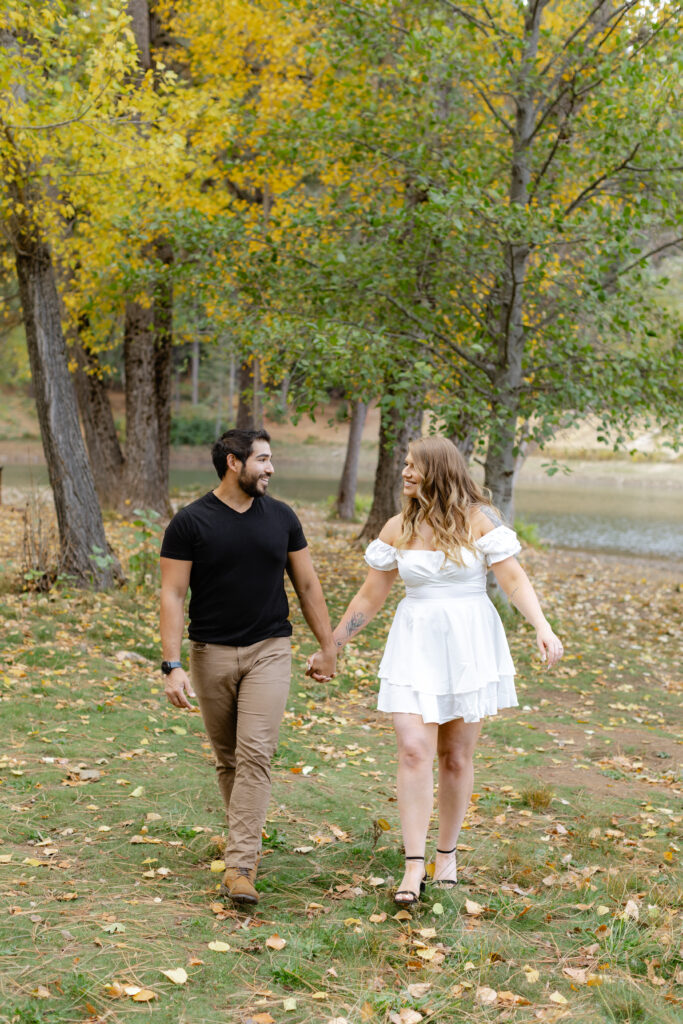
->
xmin=358 ymin=391 xmax=424 ymax=541
xmin=236 ymin=358 xmax=263 ymax=430
xmin=16 ymin=237 xmax=122 ymax=586
xmin=72 ymin=325 xmax=126 ymax=508
xmin=335 ymin=399 xmax=367 ymax=520
xmin=483 ymin=0 xmax=540 ymax=523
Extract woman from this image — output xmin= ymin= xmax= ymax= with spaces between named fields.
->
xmin=308 ymin=436 xmax=563 ymax=905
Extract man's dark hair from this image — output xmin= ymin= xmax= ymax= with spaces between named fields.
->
xmin=211 ymin=428 xmax=271 ymax=480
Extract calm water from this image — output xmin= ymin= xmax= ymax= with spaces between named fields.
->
xmin=4 ymin=463 xmax=681 ymax=561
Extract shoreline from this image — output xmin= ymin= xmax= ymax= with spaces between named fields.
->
xmin=2 ymin=438 xmax=682 ymax=491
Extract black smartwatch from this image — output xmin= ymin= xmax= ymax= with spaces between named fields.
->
xmin=161 ymin=660 xmax=182 ymax=675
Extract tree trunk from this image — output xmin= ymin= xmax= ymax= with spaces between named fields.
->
xmin=154 ymin=240 xmax=174 ymax=500
xmin=72 ymin=326 xmax=126 ymax=508
xmin=335 ymin=400 xmax=367 ymax=520
xmin=358 ymin=392 xmax=424 ymax=541
xmin=16 ymin=237 xmax=122 ymax=586
xmin=483 ymin=0 xmax=540 ymax=525
xmin=236 ymin=358 xmax=263 ymax=430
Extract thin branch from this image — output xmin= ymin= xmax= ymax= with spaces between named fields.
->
xmin=563 ymin=142 xmax=640 ymax=217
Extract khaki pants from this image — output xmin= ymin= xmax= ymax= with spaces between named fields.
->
xmin=190 ymin=636 xmax=292 ymax=866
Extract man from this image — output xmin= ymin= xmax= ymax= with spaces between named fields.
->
xmin=160 ymin=428 xmax=336 ymax=905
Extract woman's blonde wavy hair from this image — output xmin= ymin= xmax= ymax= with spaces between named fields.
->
xmin=395 ymin=436 xmax=501 ymax=565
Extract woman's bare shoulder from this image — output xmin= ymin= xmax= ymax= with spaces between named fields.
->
xmin=469 ymin=504 xmax=504 ymax=540
xmin=378 ymin=514 xmax=402 ymax=545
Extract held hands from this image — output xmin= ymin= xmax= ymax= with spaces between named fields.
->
xmin=305 ymin=648 xmax=337 ymax=682
xmin=164 ymin=667 xmax=196 ymax=710
xmin=536 ymin=622 xmax=564 ymax=668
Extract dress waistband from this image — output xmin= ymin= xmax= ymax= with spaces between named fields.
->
xmin=403 ymin=584 xmax=487 ymax=600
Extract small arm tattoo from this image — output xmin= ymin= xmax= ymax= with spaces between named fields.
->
xmin=508 ymin=585 xmax=519 ymax=602
xmin=336 ymin=611 xmax=366 ymax=647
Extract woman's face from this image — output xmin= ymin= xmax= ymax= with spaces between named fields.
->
xmin=402 ymin=451 xmax=422 ymax=497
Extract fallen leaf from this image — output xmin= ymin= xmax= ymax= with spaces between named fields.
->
xmin=476 ymin=987 xmax=498 ymax=1005
xmin=418 ymin=927 xmax=436 ymax=939
xmin=406 ymin=983 xmax=431 ymax=998
xmin=129 ymin=786 xmax=144 ymax=798
xmin=131 ymin=989 xmax=157 ymax=1002
xmin=283 ymin=997 xmax=297 ymax=1011
xmin=549 ymin=991 xmax=568 ymax=1005
xmin=311 ymin=991 xmax=328 ymax=999
xmin=0 ymin=854 xmax=12 ymax=863
xmin=208 ymin=941 xmax=231 ymax=952
xmin=294 ymin=846 xmax=314 ymax=854
xmin=622 ymin=899 xmax=639 ymax=921
xmin=498 ymin=990 xmax=530 ymax=1006
xmin=389 ymin=1010 xmax=423 ymax=1024
xmin=393 ymin=909 xmax=412 ymax=921
xmin=432 ymin=902 xmax=444 ymax=916
xmin=376 ymin=818 xmax=391 ymax=831
xmin=210 ymin=860 xmax=224 ymax=873
xmin=465 ymin=898 xmax=484 ymax=916
xmin=161 ymin=967 xmax=188 ymax=985
xmin=563 ymin=967 xmax=588 ymax=984
xmin=101 ymin=922 xmax=125 ymax=933
xmin=369 ymin=912 xmax=387 ymax=923
xmin=523 ymin=965 xmax=540 ymax=983
xmin=31 ymin=986 xmax=51 ymax=999
xmin=368 ymin=876 xmax=385 ymax=887
xmin=104 ymin=980 xmax=126 ymax=998
xmin=596 ymin=905 xmax=610 ymax=916
xmin=266 ymin=934 xmax=287 ymax=950
xmin=250 ymin=1014 xmax=275 ymax=1024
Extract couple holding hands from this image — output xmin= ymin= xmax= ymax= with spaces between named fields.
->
xmin=160 ymin=429 xmax=562 ymax=906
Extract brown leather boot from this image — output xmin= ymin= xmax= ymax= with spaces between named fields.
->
xmin=220 ymin=865 xmax=259 ymax=904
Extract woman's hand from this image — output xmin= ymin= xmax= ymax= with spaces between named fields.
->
xmin=305 ymin=649 xmax=336 ymax=682
xmin=536 ymin=622 xmax=564 ymax=668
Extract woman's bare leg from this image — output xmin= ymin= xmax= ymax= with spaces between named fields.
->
xmin=393 ymin=713 xmax=438 ymax=895
xmin=434 ymin=718 xmax=482 ymax=880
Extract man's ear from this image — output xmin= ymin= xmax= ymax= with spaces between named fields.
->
xmin=225 ymin=453 xmax=243 ymax=474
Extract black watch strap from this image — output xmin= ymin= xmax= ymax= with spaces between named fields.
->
xmin=161 ymin=660 xmax=182 ymax=675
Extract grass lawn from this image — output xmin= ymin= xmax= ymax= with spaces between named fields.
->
xmin=0 ymin=501 xmax=680 ymax=1024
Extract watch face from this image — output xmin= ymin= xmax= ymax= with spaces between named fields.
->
xmin=161 ymin=661 xmax=179 ymax=675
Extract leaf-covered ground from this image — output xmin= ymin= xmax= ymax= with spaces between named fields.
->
xmin=0 ymin=501 xmax=681 ymax=1024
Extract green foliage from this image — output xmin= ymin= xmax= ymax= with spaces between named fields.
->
xmin=513 ymin=518 xmax=546 ymax=550
xmin=170 ymin=414 xmax=219 ymax=447
xmin=126 ymin=508 xmax=162 ymax=589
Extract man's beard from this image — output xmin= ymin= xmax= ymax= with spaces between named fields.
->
xmin=238 ymin=467 xmax=268 ymax=498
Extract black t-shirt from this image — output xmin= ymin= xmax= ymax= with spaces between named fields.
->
xmin=160 ymin=492 xmax=307 ymax=646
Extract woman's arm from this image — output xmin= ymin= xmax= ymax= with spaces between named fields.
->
xmin=492 ymin=557 xmax=564 ymax=668
xmin=333 ymin=567 xmax=398 ymax=651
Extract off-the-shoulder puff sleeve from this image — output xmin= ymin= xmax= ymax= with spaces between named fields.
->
xmin=474 ymin=525 xmax=521 ymax=567
xmin=364 ymin=538 xmax=399 ymax=571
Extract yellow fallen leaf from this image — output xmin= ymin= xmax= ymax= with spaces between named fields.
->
xmin=283 ymin=997 xmax=297 ymax=1011
xmin=549 ymin=991 xmax=568 ymax=1005
xmin=208 ymin=941 xmax=231 ymax=952
xmin=131 ymin=989 xmax=157 ymax=1002
xmin=465 ymin=898 xmax=484 ymax=916
xmin=23 ymin=858 xmax=43 ymax=867
xmin=129 ymin=786 xmax=144 ymax=798
xmin=31 ymin=986 xmax=51 ymax=999
xmin=418 ymin=927 xmax=436 ymax=939
xmin=523 ymin=965 xmax=540 ymax=983
xmin=210 ymin=860 xmax=224 ymax=873
xmin=621 ymin=899 xmax=639 ymax=921
xmin=393 ymin=909 xmax=412 ymax=921
xmin=389 ymin=1010 xmax=422 ymax=1024
xmin=596 ymin=905 xmax=610 ymax=916
xmin=498 ymin=990 xmax=530 ymax=1006
xmin=368 ymin=876 xmax=385 ymax=886
xmin=376 ymin=818 xmax=391 ymax=831
xmin=188 ymin=957 xmax=204 ymax=966
xmin=432 ymin=902 xmax=444 ymax=916
xmin=266 ymin=934 xmax=287 ymax=950
xmin=343 ymin=918 xmax=362 ymax=927
xmin=311 ymin=991 xmax=328 ymax=999
xmin=369 ymin=912 xmax=387 ymax=924
xmin=104 ymin=980 xmax=126 ymax=998
xmin=250 ymin=1015 xmax=274 ymax=1024
xmin=101 ymin=922 xmax=125 ymax=933
xmin=0 ymin=854 xmax=12 ymax=863
xmin=161 ymin=968 xmax=188 ymax=985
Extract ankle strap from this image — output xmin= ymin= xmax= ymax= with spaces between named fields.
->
xmin=405 ymin=855 xmax=424 ymax=861
xmin=436 ymin=847 xmax=456 ymax=855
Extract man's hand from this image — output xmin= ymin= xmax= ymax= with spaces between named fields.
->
xmin=305 ymin=649 xmax=336 ymax=682
xmin=164 ymin=667 xmax=196 ymax=709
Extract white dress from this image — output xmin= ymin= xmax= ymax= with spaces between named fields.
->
xmin=364 ymin=526 xmax=522 ymax=724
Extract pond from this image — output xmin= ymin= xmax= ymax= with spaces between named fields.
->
xmin=3 ymin=456 xmax=681 ymax=562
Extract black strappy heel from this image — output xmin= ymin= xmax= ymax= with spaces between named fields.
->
xmin=433 ymin=846 xmax=458 ymax=888
xmin=394 ymin=856 xmax=426 ymax=906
